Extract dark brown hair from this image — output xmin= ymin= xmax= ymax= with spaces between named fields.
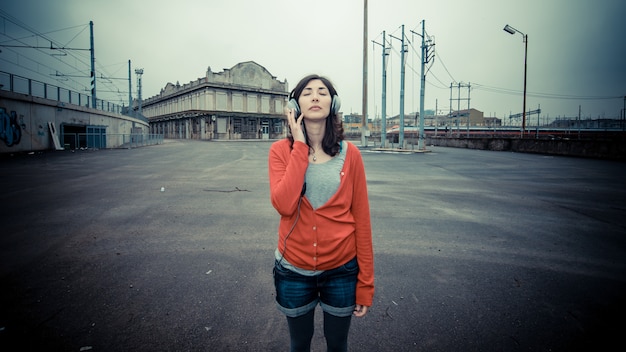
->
xmin=288 ymin=74 xmax=344 ymax=156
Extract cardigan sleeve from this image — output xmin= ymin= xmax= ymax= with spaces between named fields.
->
xmin=349 ymin=144 xmax=375 ymax=307
xmin=268 ymin=139 xmax=309 ymax=217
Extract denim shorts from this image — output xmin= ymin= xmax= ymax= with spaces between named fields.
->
xmin=273 ymin=257 xmax=358 ymax=318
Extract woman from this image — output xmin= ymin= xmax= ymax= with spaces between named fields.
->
xmin=268 ymin=74 xmax=374 ymax=351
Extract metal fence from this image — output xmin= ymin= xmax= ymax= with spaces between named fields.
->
xmin=62 ymin=133 xmax=164 ymax=150
xmin=0 ymin=70 xmax=135 ymax=118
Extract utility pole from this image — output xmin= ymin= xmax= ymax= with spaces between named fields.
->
xmin=450 ymin=82 xmax=470 ymax=136
xmin=89 ymin=21 xmax=96 ymax=108
xmin=578 ymin=105 xmax=581 ymax=139
xmin=411 ymin=20 xmax=434 ymax=150
xmin=372 ymin=31 xmax=389 ymax=148
xmin=536 ymin=104 xmax=540 ymax=139
xmin=435 ymin=99 xmax=438 ymax=135
xmin=361 ymin=0 xmax=369 ymax=147
xmin=449 ymin=83 xmax=453 ymax=133
xmin=400 ymin=25 xmax=405 ymax=148
xmin=623 ymin=96 xmax=626 ymax=131
xmin=390 ymin=26 xmax=407 ymax=148
xmin=418 ymin=20 xmax=426 ymax=149
xmin=457 ymin=83 xmax=461 ymax=135
xmin=466 ymin=82 xmax=471 ymax=138
xmin=128 ymin=60 xmax=132 ymax=109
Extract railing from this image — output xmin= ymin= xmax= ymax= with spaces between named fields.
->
xmin=62 ymin=133 xmax=164 ymax=150
xmin=0 ymin=70 xmax=126 ymax=115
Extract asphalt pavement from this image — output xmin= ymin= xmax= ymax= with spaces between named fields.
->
xmin=1 ymin=140 xmax=625 ymax=351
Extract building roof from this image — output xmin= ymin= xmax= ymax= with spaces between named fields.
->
xmin=143 ymin=61 xmax=288 ymax=105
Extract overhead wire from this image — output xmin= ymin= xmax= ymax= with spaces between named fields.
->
xmin=0 ymin=10 xmax=129 ymax=105
xmin=472 ymin=83 xmax=622 ymax=100
xmin=387 ymin=24 xmax=624 ymax=114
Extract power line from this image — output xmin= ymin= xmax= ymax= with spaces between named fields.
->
xmin=433 ymin=52 xmax=457 ymax=85
xmin=473 ymin=83 xmax=622 ymax=100
xmin=0 ymin=11 xmax=129 ymax=103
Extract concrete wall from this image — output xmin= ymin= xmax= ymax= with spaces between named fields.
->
xmin=1 ymin=90 xmax=149 ymax=154
xmin=423 ymin=136 xmax=626 ymax=160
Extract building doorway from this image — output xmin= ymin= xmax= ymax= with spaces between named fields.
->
xmin=261 ymin=120 xmax=269 ymax=140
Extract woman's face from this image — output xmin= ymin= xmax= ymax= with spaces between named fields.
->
xmin=298 ymin=79 xmax=332 ymax=122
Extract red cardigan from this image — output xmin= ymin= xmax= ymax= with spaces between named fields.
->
xmin=268 ymin=139 xmax=374 ymax=307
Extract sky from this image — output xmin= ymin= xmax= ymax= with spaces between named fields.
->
xmin=1 ymin=0 xmax=625 ymax=124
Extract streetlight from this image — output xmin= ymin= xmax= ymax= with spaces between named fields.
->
xmin=135 ymin=68 xmax=144 ymax=116
xmin=503 ymin=24 xmax=528 ymax=137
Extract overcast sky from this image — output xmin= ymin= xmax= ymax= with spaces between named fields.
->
xmin=1 ymin=0 xmax=625 ymax=123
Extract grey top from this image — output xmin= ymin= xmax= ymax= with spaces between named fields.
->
xmin=305 ymin=141 xmax=347 ymax=209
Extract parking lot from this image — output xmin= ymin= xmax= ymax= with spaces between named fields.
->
xmin=1 ymin=140 xmax=625 ymax=351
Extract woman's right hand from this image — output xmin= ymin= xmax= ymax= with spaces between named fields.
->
xmin=287 ymin=108 xmax=306 ymax=144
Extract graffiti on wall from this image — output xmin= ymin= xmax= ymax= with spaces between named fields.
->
xmin=0 ymin=107 xmax=22 ymax=147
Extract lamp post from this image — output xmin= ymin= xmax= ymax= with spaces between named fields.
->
xmin=503 ymin=24 xmax=527 ymax=137
xmin=135 ymin=68 xmax=144 ymax=116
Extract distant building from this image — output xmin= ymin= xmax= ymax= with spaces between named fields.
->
xmin=142 ymin=61 xmax=288 ymax=140
xmin=343 ymin=113 xmax=363 ymax=135
xmin=483 ymin=117 xmax=502 ymax=127
xmin=447 ymin=108 xmax=485 ymax=126
xmin=384 ymin=112 xmax=420 ymax=128
xmin=549 ymin=118 xmax=622 ymax=129
xmin=374 ymin=108 xmax=501 ymax=130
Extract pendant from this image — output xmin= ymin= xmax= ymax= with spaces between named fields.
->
xmin=313 ymin=155 xmax=317 ymax=162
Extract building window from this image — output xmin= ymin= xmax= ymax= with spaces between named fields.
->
xmin=273 ymin=119 xmax=283 ymax=133
xmin=247 ymin=119 xmax=256 ymax=133
xmin=233 ymin=118 xmax=242 ymax=134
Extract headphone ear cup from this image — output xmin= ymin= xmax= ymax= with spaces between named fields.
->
xmin=287 ymin=99 xmax=300 ymax=116
xmin=290 ymin=96 xmax=339 ymax=116
xmin=331 ymin=95 xmax=341 ymax=115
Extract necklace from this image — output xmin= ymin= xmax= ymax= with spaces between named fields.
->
xmin=311 ymin=147 xmax=319 ymax=162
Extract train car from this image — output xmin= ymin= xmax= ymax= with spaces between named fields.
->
xmin=385 ymin=125 xmax=624 ymax=142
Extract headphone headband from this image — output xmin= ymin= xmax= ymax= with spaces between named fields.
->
xmin=288 ymin=95 xmax=341 ymax=116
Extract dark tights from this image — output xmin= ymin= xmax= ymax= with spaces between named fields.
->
xmin=286 ymin=309 xmax=352 ymax=352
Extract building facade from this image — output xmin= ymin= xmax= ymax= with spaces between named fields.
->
xmin=447 ymin=108 xmax=485 ymax=127
xmin=142 ymin=61 xmax=289 ymax=140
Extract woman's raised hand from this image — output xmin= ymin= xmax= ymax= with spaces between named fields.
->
xmin=287 ymin=108 xmax=306 ymax=143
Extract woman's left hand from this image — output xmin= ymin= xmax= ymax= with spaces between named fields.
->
xmin=286 ymin=108 xmax=306 ymax=144
xmin=353 ymin=305 xmax=368 ymax=317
